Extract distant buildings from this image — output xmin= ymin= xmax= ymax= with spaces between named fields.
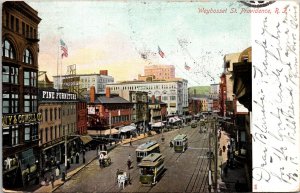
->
xmin=142 ymin=64 xmax=175 ymax=80
xmin=107 ymin=78 xmax=188 ymax=115
xmin=53 ymin=70 xmax=114 ymax=95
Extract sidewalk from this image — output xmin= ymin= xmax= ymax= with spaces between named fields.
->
xmin=217 ymin=130 xmax=248 ymax=192
xmin=121 ymin=131 xmax=157 ymax=145
xmin=33 ymin=148 xmax=99 ymax=193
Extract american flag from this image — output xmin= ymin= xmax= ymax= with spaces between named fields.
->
xmin=185 ymin=63 xmax=191 ymax=71
xmin=158 ymin=46 xmax=165 ymax=58
xmin=60 ymin=39 xmax=68 ymax=58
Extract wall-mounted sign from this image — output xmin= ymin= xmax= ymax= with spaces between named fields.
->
xmin=2 ymin=113 xmax=42 ymax=127
xmin=88 ymin=107 xmax=95 ymax=115
xmin=39 ymin=90 xmax=77 ymax=101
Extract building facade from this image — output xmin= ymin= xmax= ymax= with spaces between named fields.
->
xmin=77 ymin=100 xmax=87 ymax=135
xmin=143 ymin=64 xmax=175 ymax=80
xmin=107 ymin=78 xmax=188 ymax=115
xmin=53 ymin=70 xmax=114 ymax=95
xmin=2 ymin=2 xmax=42 ymax=188
xmin=38 ymin=89 xmax=78 ymax=172
xmin=117 ymin=90 xmax=149 ymax=125
xmin=87 ymin=87 xmax=133 ymax=133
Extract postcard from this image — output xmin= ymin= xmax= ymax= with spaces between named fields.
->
xmin=1 ymin=1 xmax=299 ymax=192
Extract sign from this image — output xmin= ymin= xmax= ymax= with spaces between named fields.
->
xmin=2 ymin=113 xmax=42 ymax=127
xmin=62 ymin=77 xmax=80 ymax=83
xmin=88 ymin=107 xmax=95 ymax=115
xmin=39 ymin=90 xmax=77 ymax=101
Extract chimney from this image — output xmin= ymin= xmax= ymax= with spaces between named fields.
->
xmin=152 ymin=95 xmax=155 ymax=104
xmin=100 ymin=70 xmax=108 ymax=76
xmin=106 ymin=87 xmax=111 ymax=98
xmin=90 ymin=86 xmax=95 ymax=103
xmin=158 ymin=96 xmax=161 ymax=102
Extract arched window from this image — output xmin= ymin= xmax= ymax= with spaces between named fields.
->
xmin=23 ymin=49 xmax=33 ymax=64
xmin=3 ymin=40 xmax=16 ymax=59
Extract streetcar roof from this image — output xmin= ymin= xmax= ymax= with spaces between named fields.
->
xmin=138 ymin=153 xmax=164 ymax=167
xmin=173 ymin=134 xmax=187 ymax=141
xmin=136 ymin=141 xmax=159 ymax=151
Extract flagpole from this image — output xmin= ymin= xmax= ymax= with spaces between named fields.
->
xmin=57 ymin=27 xmax=63 ymax=90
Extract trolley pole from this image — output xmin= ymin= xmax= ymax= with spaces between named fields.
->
xmin=208 ymin=120 xmax=212 ymax=192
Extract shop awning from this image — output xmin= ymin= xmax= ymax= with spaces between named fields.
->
xmin=119 ymin=125 xmax=136 ymax=133
xmin=152 ymin=122 xmax=165 ymax=128
xmin=80 ymin=135 xmax=93 ymax=144
xmin=101 ymin=128 xmax=119 ymax=135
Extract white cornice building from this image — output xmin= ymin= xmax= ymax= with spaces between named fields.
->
xmin=106 ymin=78 xmax=188 ymax=115
xmin=53 ymin=70 xmax=114 ymax=94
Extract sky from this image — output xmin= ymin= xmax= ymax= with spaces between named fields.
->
xmin=28 ymin=1 xmax=251 ymax=87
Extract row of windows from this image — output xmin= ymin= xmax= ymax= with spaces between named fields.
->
xmin=3 ymin=40 xmax=34 ymax=64
xmin=40 ymin=123 xmax=76 ymax=144
xmin=40 ymin=105 xmax=76 ymax=122
xmin=4 ymin=12 xmax=37 ymax=39
xmin=110 ymin=84 xmax=178 ymax=91
xmin=111 ymin=115 xmax=130 ymax=124
xmin=3 ymin=94 xmax=37 ymax=113
xmin=3 ymin=124 xmax=38 ymax=147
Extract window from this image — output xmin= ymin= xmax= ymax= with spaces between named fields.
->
xmin=3 ymin=40 xmax=16 ymax=59
xmin=59 ymin=108 xmax=61 ymax=119
xmin=45 ymin=109 xmax=48 ymax=122
xmin=16 ymin=18 xmax=19 ymax=33
xmin=12 ymin=127 xmax=19 ymax=146
xmin=2 ymin=93 xmax=19 ymax=114
xmin=5 ymin=12 xmax=9 ymax=27
xmin=24 ymin=94 xmax=30 ymax=112
xmin=23 ymin=49 xmax=33 ymax=64
xmin=2 ymin=66 xmax=18 ymax=84
xmin=51 ymin=126 xmax=55 ymax=140
xmin=2 ymin=94 xmax=9 ymax=114
xmin=55 ymin=126 xmax=57 ymax=138
xmin=24 ymin=71 xmax=37 ymax=87
xmin=26 ymin=25 xmax=29 ymax=37
xmin=45 ymin=128 xmax=48 ymax=142
xmin=25 ymin=126 xmax=30 ymax=141
xmin=170 ymin=96 xmax=176 ymax=100
xmin=30 ymin=27 xmax=33 ymax=38
xmin=50 ymin=109 xmax=53 ymax=121
xmin=10 ymin=15 xmax=14 ymax=30
xmin=22 ymin=22 xmax=25 ymax=35
xmin=54 ymin=108 xmax=57 ymax=120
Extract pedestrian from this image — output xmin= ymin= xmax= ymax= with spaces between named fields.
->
xmin=100 ymin=144 xmax=103 ymax=151
xmin=223 ymin=145 xmax=226 ymax=152
xmin=104 ymin=145 xmax=107 ymax=151
xmin=50 ymin=174 xmax=55 ymax=189
xmin=76 ymin=152 xmax=80 ymax=164
xmin=129 ymin=140 xmax=132 ymax=146
xmin=98 ymin=158 xmax=102 ymax=168
xmin=83 ymin=155 xmax=86 ymax=164
xmin=55 ymin=167 xmax=60 ymax=179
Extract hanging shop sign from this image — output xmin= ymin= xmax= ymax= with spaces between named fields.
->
xmin=2 ymin=113 xmax=42 ymax=127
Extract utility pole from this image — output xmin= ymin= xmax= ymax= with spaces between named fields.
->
xmin=214 ymin=119 xmax=218 ymax=193
xmin=109 ymin=111 xmax=112 ymax=146
xmin=208 ymin=119 xmax=212 ymax=191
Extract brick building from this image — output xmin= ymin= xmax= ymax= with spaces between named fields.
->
xmin=2 ymin=2 xmax=41 ymax=188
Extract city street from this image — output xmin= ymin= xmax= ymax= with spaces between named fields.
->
xmin=55 ymin=125 xmax=210 ymax=192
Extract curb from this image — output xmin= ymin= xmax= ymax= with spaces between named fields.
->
xmin=50 ymin=155 xmax=98 ymax=192
xmin=50 ymin=144 xmax=119 ymax=192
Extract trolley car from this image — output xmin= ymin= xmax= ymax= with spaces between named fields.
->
xmin=173 ymin=134 xmax=188 ymax=153
xmin=136 ymin=141 xmax=160 ymax=162
xmin=138 ymin=153 xmax=165 ymax=185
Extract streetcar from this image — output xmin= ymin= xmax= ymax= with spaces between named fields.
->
xmin=138 ymin=153 xmax=165 ymax=185
xmin=173 ymin=134 xmax=188 ymax=153
xmin=136 ymin=141 xmax=160 ymax=162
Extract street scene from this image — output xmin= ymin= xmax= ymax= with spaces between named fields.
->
xmin=3 ymin=1 xmax=299 ymax=193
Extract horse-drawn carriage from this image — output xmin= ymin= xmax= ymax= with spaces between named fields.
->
xmin=116 ymin=169 xmax=131 ymax=189
xmin=99 ymin=151 xmax=111 ymax=167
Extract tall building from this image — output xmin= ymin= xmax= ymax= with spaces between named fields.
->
xmin=2 ymin=2 xmax=41 ymax=188
xmin=53 ymin=70 xmax=114 ymax=95
xmin=107 ymin=78 xmax=188 ymax=115
xmin=143 ymin=65 xmax=175 ymax=80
